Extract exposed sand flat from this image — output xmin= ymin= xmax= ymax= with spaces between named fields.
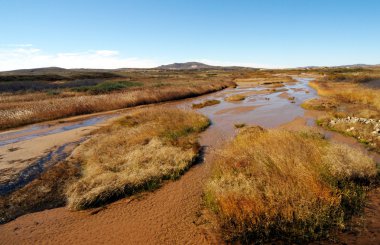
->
xmin=0 ymin=115 xmax=117 ymax=186
xmin=214 ymin=105 xmax=260 ymax=115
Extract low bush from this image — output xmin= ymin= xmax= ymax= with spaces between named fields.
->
xmin=72 ymin=80 xmax=143 ymax=94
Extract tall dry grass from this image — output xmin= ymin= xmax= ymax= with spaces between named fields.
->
xmin=307 ymin=76 xmax=380 ymax=151
xmin=66 ymin=108 xmax=209 ymax=210
xmin=205 ymin=127 xmax=377 ymax=243
xmin=309 ymin=79 xmax=380 ymax=111
xmin=0 ymin=81 xmax=233 ymax=130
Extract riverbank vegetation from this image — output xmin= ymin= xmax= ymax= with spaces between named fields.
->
xmin=205 ymin=126 xmax=378 ymax=243
xmin=0 ymin=68 xmax=241 ymax=130
xmin=0 ymin=81 xmax=231 ymax=130
xmin=66 ymin=108 xmax=209 ymax=210
xmin=302 ymin=68 xmax=380 ymax=152
xmin=0 ymin=108 xmax=209 ymax=222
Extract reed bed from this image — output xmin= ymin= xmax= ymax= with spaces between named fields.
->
xmin=0 ymin=81 xmax=233 ymax=129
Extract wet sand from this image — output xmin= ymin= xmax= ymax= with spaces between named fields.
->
xmin=0 ymin=115 xmax=119 ymax=188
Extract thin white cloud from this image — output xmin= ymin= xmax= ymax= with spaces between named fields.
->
xmin=0 ymin=45 xmax=278 ymax=71
xmin=95 ymin=50 xmax=119 ymax=56
xmin=0 ymin=46 xmax=159 ymax=71
xmin=0 ymin=43 xmax=33 ymax=48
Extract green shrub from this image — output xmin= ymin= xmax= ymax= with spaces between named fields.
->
xmin=73 ymin=80 xmax=143 ymax=94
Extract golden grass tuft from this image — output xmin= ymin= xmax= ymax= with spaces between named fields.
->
xmin=66 ymin=108 xmax=210 ymax=210
xmin=205 ymin=127 xmax=377 ymax=243
xmin=305 ymin=75 xmax=380 ymax=151
xmin=225 ymin=94 xmax=246 ymax=102
xmin=301 ymin=98 xmax=338 ymax=111
xmin=192 ymin=99 xmax=220 ymax=109
xmin=234 ymin=123 xmax=246 ymax=128
xmin=309 ymin=80 xmax=380 ymax=112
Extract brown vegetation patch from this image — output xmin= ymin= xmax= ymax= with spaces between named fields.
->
xmin=225 ymin=94 xmax=246 ymax=102
xmin=192 ymin=99 xmax=220 ymax=109
xmin=319 ymin=117 xmax=380 ymax=153
xmin=309 ymin=79 xmax=380 ymax=112
xmin=303 ymin=73 xmax=380 ymax=152
xmin=205 ymin=127 xmax=377 ymax=243
xmin=0 ymin=81 xmax=231 ymax=130
xmin=234 ymin=123 xmax=246 ymax=128
xmin=66 ymin=108 xmax=209 ymax=210
xmin=301 ymin=98 xmax=338 ymax=111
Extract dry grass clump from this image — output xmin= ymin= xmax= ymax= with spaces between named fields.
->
xmin=0 ymin=81 xmax=232 ymax=130
xmin=66 ymin=108 xmax=209 ymax=210
xmin=266 ymin=82 xmax=285 ymax=88
xmin=205 ymin=127 xmax=377 ymax=243
xmin=234 ymin=74 xmax=296 ymax=85
xmin=234 ymin=123 xmax=246 ymax=128
xmin=310 ymin=80 xmax=380 ymax=111
xmin=225 ymin=94 xmax=246 ymax=102
xmin=323 ymin=144 xmax=377 ymax=179
xmin=305 ymin=76 xmax=380 ymax=151
xmin=192 ymin=99 xmax=220 ymax=109
xmin=325 ymin=73 xmax=379 ymax=84
xmin=301 ymin=98 xmax=338 ymax=111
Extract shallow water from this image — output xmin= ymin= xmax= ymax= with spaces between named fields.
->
xmin=0 ymin=78 xmax=315 ymax=148
xmin=0 ymin=115 xmax=113 ymax=147
xmin=0 ymin=139 xmax=84 ymax=196
xmin=177 ymin=78 xmax=317 ymax=138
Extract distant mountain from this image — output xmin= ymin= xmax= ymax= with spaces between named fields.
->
xmin=155 ymin=62 xmax=259 ymax=70
xmin=1 ymin=67 xmax=68 ymax=75
xmin=299 ymin=64 xmax=380 ymax=69
xmin=156 ymin=62 xmax=215 ymax=70
xmin=0 ymin=62 xmax=258 ymax=74
xmin=335 ymin=64 xmax=380 ymax=68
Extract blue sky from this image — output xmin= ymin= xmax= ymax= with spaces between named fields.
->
xmin=0 ymin=0 xmax=379 ymax=70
